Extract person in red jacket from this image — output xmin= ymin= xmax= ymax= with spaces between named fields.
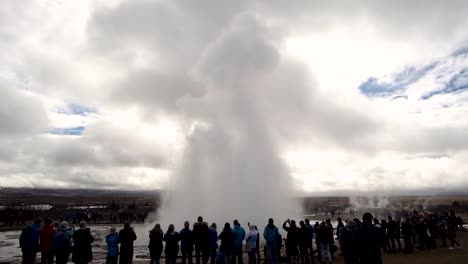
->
xmin=447 ymin=222 xmax=461 ymax=249
xmin=40 ymin=218 xmax=56 ymax=264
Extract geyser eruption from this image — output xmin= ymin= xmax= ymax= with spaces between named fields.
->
xmin=158 ymin=15 xmax=301 ymax=228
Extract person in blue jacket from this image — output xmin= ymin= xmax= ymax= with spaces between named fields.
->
xmin=20 ymin=218 xmax=41 ymax=264
xmin=263 ymin=218 xmax=280 ymax=264
xmin=231 ymin=220 xmax=246 ymax=264
xmin=209 ymin=223 xmax=219 ymax=264
xmin=106 ymin=227 xmax=119 ymax=264
xmin=53 ymin=221 xmax=74 ymax=264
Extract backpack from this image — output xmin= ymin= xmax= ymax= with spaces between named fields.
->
xmin=53 ymin=231 xmax=71 ymax=253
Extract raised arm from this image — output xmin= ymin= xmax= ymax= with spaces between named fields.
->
xmin=283 ymin=220 xmax=290 ymax=232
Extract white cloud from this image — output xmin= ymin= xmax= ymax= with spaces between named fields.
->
xmin=0 ymin=0 xmax=467 ymax=196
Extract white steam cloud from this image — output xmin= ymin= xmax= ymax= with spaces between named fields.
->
xmin=158 ymin=15 xmax=301 ymax=227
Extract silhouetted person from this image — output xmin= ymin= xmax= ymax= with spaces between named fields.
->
xmin=180 ymin=221 xmax=194 ymax=264
xmin=317 ymin=222 xmax=332 ymax=264
xmin=118 ymin=222 xmax=137 ymax=264
xmin=263 ymin=218 xmax=280 ymax=264
xmin=298 ymin=221 xmax=309 ymax=264
xmin=40 ymin=218 xmax=56 ymax=264
xmin=401 ymin=218 xmax=413 ymax=254
xmin=414 ymin=219 xmax=428 ymax=250
xmin=447 ymin=222 xmax=461 ymax=249
xmin=283 ymin=219 xmax=299 ymax=264
xmin=232 ymin=220 xmax=246 ymax=264
xmin=358 ymin=213 xmax=383 ymax=264
xmin=219 ymin=223 xmax=234 ymax=264
xmin=326 ymin=218 xmax=336 ymax=260
xmin=254 ymin=226 xmax=260 ymax=264
xmin=395 ymin=220 xmax=402 ymax=251
xmin=438 ymin=218 xmax=448 ymax=248
xmin=72 ymin=221 xmax=94 ymax=264
xmin=313 ymin=222 xmax=320 ymax=261
xmin=304 ymin=219 xmax=315 ymax=264
xmin=164 ymin=224 xmax=181 ymax=264
xmin=149 ymin=224 xmax=164 ymax=264
xmin=20 ymin=218 xmax=41 ymax=264
xmin=339 ymin=220 xmax=358 ymax=264
xmin=336 ymin=218 xmax=344 ymax=256
xmin=193 ymin=216 xmax=210 ymax=264
xmin=276 ymin=233 xmax=283 ymax=264
xmin=209 ymin=223 xmax=219 ymax=264
xmin=456 ymin=216 xmax=464 ymax=232
xmin=106 ymin=227 xmax=119 ymax=264
xmin=386 ymin=216 xmax=397 ymax=253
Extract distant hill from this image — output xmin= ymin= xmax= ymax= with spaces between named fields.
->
xmin=0 ymin=187 xmax=161 ymax=199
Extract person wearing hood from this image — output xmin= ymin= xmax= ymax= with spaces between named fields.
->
xmin=263 ymin=218 xmax=280 ymax=264
xmin=231 ymin=220 xmax=246 ymax=264
xmin=339 ymin=220 xmax=359 ymax=264
xmin=40 ymin=218 xmax=56 ymax=264
xmin=209 ymin=223 xmax=219 ymax=264
xmin=164 ymin=224 xmax=181 ymax=264
xmin=358 ymin=213 xmax=383 ymax=264
xmin=106 ymin=227 xmax=119 ymax=264
xmin=180 ymin=221 xmax=193 ymax=264
xmin=20 ymin=218 xmax=41 ymax=264
xmin=118 ymin=222 xmax=137 ymax=264
xmin=246 ymin=224 xmax=258 ymax=264
xmin=53 ymin=221 xmax=74 ymax=264
xmin=219 ymin=223 xmax=234 ymax=264
xmin=72 ymin=221 xmax=94 ymax=264
xmin=149 ymin=223 xmax=164 ymax=264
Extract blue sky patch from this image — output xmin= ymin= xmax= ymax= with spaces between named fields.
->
xmin=359 ymin=63 xmax=436 ymax=98
xmin=359 ymin=47 xmax=468 ymax=100
xmin=56 ymin=103 xmax=96 ymax=116
xmin=48 ymin=126 xmax=85 ymax=136
xmin=421 ymin=69 xmax=468 ymax=99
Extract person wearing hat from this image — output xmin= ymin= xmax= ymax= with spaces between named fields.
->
xmin=72 ymin=221 xmax=94 ymax=264
xmin=106 ymin=227 xmax=119 ymax=264
xmin=53 ymin=221 xmax=74 ymax=264
xmin=40 ymin=218 xmax=56 ymax=264
xmin=208 ymin=223 xmax=219 ymax=264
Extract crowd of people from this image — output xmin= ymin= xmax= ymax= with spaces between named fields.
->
xmin=1 ymin=209 xmax=149 ymax=228
xmin=18 ymin=210 xmax=465 ymax=264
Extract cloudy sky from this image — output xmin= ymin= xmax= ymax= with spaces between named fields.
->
xmin=1 ymin=0 xmax=468 ymax=194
